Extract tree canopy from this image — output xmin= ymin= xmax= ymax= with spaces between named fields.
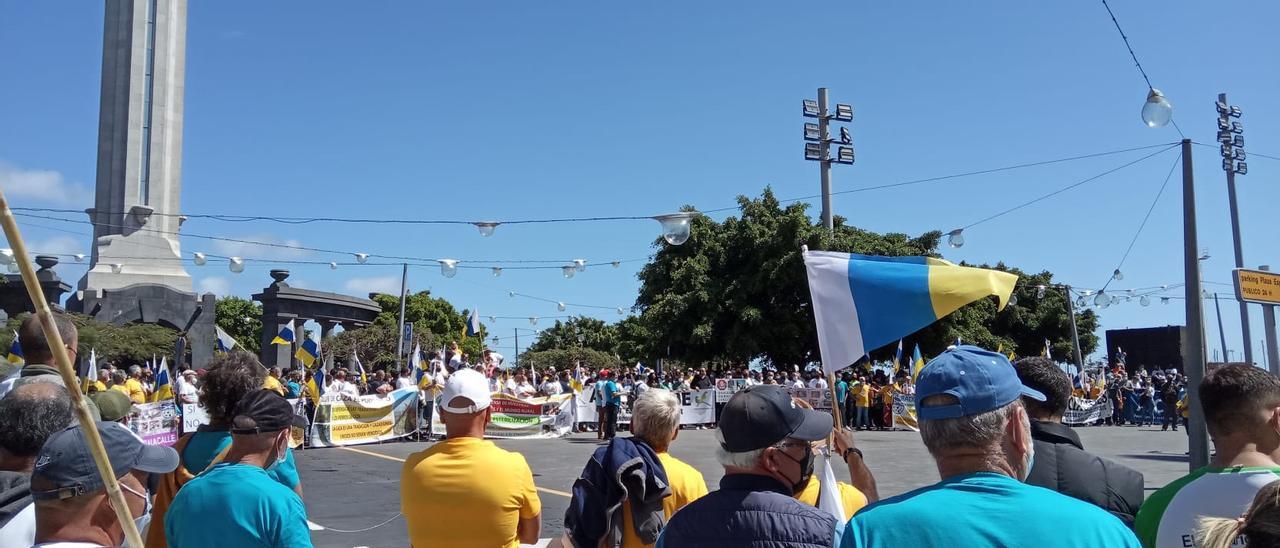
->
xmin=326 ymin=290 xmax=487 ymax=371
xmin=215 ymin=297 xmax=263 ymax=355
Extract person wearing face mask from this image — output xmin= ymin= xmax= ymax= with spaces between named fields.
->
xmin=656 ymin=384 xmax=838 ymax=547
xmin=143 ymin=352 xmax=304 ymax=548
xmin=164 ymin=389 xmax=312 ymax=547
xmin=29 ymin=421 xmax=179 ymax=548
xmin=839 ymin=346 xmax=1139 ymax=548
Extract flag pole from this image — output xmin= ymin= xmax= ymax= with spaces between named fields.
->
xmin=0 ymin=189 xmax=144 ymax=547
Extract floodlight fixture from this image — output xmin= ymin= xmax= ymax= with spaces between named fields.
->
xmin=1233 ymin=135 xmax=1244 ymax=148
xmin=839 ymin=127 xmax=852 ymax=145
xmin=802 ymin=99 xmax=819 ymax=117
xmin=804 ymin=123 xmax=820 ymax=141
xmin=836 ymin=146 xmax=855 ymax=164
xmin=1218 ymin=118 xmax=1230 ymax=131
xmin=1232 ymin=121 xmax=1244 ymax=134
xmin=804 ymin=142 xmax=823 ymax=161
xmin=1235 ymin=162 xmax=1247 ymax=176
xmin=834 ymin=104 xmax=853 ymax=121
xmin=1230 ymin=105 xmax=1242 ymax=118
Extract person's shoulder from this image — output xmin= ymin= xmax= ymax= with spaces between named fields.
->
xmin=659 ymin=453 xmax=705 ymax=482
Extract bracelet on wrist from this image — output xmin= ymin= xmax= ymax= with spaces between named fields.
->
xmin=843 ymin=447 xmax=864 ymax=462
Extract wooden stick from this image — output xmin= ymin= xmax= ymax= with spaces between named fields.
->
xmin=0 ymin=190 xmax=144 ymax=547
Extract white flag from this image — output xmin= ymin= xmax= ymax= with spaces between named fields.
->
xmin=816 ymin=450 xmax=847 ymax=541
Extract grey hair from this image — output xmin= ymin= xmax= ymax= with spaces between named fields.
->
xmin=919 ymin=396 xmax=1025 ymax=456
xmin=714 ymin=430 xmax=768 ymax=468
xmin=128 ymin=365 xmax=141 ymax=375
xmin=631 ymin=389 xmax=681 ymax=448
xmin=111 ymin=370 xmax=127 ymax=383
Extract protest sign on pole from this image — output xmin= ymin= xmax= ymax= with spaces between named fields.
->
xmin=130 ymin=400 xmax=179 ymax=446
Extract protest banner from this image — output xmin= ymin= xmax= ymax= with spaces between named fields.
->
xmin=575 ymin=388 xmax=715 ymax=427
xmin=310 ymin=388 xmax=419 ymax=448
xmin=891 ymin=394 xmax=918 ymax=432
xmin=788 ymin=387 xmax=833 ymax=412
xmin=130 ymin=400 xmax=179 ymax=446
xmin=714 ymin=378 xmax=747 ymax=403
xmin=1064 ymin=396 xmax=1113 ymax=425
xmin=180 ymin=403 xmax=209 ymax=434
xmin=432 ymin=393 xmax=575 ymax=439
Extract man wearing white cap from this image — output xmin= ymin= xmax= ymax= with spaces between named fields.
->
xmin=400 ymin=369 xmax=541 ymax=548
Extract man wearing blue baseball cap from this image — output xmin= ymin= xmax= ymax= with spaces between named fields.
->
xmin=839 ymin=345 xmax=1139 ymax=548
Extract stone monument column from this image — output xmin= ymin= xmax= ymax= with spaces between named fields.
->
xmin=80 ymin=0 xmax=192 ymax=293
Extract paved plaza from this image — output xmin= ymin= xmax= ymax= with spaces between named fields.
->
xmin=296 ymin=424 xmax=1195 ymax=547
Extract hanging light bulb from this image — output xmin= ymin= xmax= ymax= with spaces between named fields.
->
xmin=329 ymin=262 xmax=338 ymax=270
xmin=192 ymin=252 xmax=207 ymax=266
xmin=616 ymin=307 xmax=625 ymax=315
xmin=562 ymin=266 xmax=576 ymax=279
xmin=1161 ymin=297 xmax=1170 ymax=305
xmin=508 ymin=291 xmax=516 ymax=298
xmin=529 ymin=317 xmax=538 ymax=326
xmin=946 ymin=229 xmax=965 ymax=248
xmin=354 ymin=253 xmax=369 ymax=264
xmin=109 ymin=263 xmax=122 ymax=274
xmin=73 ymin=253 xmax=86 ymax=262
xmin=1112 ymin=269 xmax=1124 ymax=281
xmin=557 ymin=301 xmax=566 ymax=312
xmin=1140 ymin=295 xmax=1151 ymax=307
xmin=1127 ymin=289 xmax=1136 ymax=296
xmin=229 ymin=257 xmax=245 ymax=273
xmin=573 ymin=259 xmax=587 ymax=272
xmin=652 ymin=212 xmax=696 ymax=246
xmin=611 ymin=261 xmax=621 ymax=268
xmin=438 ymin=259 xmax=458 ymax=278
xmin=491 ymin=267 xmax=503 ymax=277
xmin=1034 ymin=285 xmax=1046 ymax=299
xmin=1008 ymin=294 xmax=1018 ymax=306
xmin=1093 ymin=291 xmax=1111 ymax=306
xmin=488 ymin=316 xmax=496 ymax=323
xmin=1141 ymin=88 xmax=1173 ymax=128
xmin=474 ymin=222 xmax=500 ymax=237
xmin=1075 ymin=296 xmax=1087 ymax=308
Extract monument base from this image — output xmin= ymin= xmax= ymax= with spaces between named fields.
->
xmin=67 ymin=283 xmax=215 ymax=369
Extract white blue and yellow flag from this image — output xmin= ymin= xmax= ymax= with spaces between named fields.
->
xmin=81 ymin=348 xmax=98 ymax=394
xmin=271 ymin=320 xmax=296 ymax=346
xmin=804 ymin=251 xmax=1017 ymax=375
xmin=295 ymin=332 xmax=320 ymax=367
xmin=353 ymin=351 xmax=367 ymax=384
xmin=7 ymin=331 xmax=22 ymax=364
xmin=151 ymin=358 xmax=173 ymax=401
xmin=215 ymin=326 xmax=239 ymax=353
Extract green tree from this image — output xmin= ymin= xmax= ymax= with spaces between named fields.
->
xmin=527 ymin=316 xmax=619 ymax=354
xmin=634 ymin=187 xmax=1100 ymax=369
xmin=325 ymin=290 xmax=485 ymax=371
xmin=1 ymin=313 xmax=181 ymax=368
xmin=215 ymin=297 xmax=262 ymax=355
xmin=520 ymin=347 xmax=619 ymax=371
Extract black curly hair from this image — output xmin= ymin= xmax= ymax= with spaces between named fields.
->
xmin=198 ymin=351 xmax=267 ymax=426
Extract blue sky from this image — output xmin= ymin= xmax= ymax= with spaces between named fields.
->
xmin=1 ymin=1 xmax=1277 ymax=363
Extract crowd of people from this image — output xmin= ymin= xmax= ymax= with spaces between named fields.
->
xmin=2 ymin=311 xmax=1279 ymax=547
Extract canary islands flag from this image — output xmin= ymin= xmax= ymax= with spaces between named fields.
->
xmin=81 ymin=348 xmax=98 ymax=394
xmin=215 ymin=326 xmax=239 ymax=353
xmin=151 ymin=358 xmax=173 ymax=401
xmin=7 ymin=331 xmax=22 ymax=364
xmin=271 ymin=320 xmax=296 ymax=346
xmin=306 ymin=368 xmax=325 ymax=406
xmin=911 ymin=344 xmax=925 ymax=381
xmin=295 ymin=333 xmax=320 ymax=367
xmin=465 ymin=310 xmax=481 ymax=338
xmin=804 ymin=250 xmax=1017 ymax=375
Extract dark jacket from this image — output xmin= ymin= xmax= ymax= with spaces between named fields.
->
xmin=1026 ymin=420 xmax=1145 ymax=527
xmin=0 ymin=471 xmax=30 ymax=529
xmin=657 ymin=474 xmax=836 ymax=548
xmin=565 ymin=436 xmax=670 ymax=547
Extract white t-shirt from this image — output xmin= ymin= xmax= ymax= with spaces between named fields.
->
xmin=331 ymin=380 xmax=359 ymax=399
xmin=515 ymin=382 xmax=536 ymax=398
xmin=1138 ymin=466 xmax=1280 ymax=548
xmin=807 ymin=377 xmax=829 ymax=389
xmin=396 ymin=376 xmax=416 ymax=390
xmin=177 ymin=380 xmax=198 ymax=404
xmin=541 ymin=380 xmax=563 ymax=396
xmin=504 ymin=378 xmax=518 ymax=396
xmin=790 ymin=380 xmax=805 ymax=389
xmin=0 ymin=502 xmax=34 ymax=547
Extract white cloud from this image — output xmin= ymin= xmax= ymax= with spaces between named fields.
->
xmin=197 ymin=276 xmax=232 ymax=297
xmin=29 ymin=235 xmax=85 ymax=257
xmin=209 ymin=234 xmax=311 ymax=260
xmin=0 ymin=161 xmax=93 ymax=207
xmin=344 ymin=276 xmax=400 ymax=296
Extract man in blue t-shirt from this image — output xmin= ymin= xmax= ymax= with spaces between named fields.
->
xmin=166 ymin=390 xmax=313 ymax=548
xmin=599 ymin=369 xmax=621 ymax=441
xmin=841 ymin=346 xmax=1139 ymax=548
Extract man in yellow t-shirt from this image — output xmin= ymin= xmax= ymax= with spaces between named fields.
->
xmin=619 ymin=388 xmax=708 ymax=548
xmin=401 ymin=369 xmax=541 ymax=548
xmin=794 ymin=473 xmax=868 ymax=520
xmin=852 ymin=378 xmax=872 ymax=430
xmin=124 ymin=365 xmax=147 ymax=404
xmin=263 ymin=368 xmax=286 ymax=396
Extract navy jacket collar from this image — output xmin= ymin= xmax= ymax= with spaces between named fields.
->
xmin=719 ymin=473 xmax=792 ymax=496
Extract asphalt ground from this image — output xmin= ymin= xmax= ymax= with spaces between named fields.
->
xmin=297 ymin=424 xmax=1194 ymax=547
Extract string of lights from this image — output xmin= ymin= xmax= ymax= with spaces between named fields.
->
xmin=1100 ymin=0 xmax=1184 ymax=137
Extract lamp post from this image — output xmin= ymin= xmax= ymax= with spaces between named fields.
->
xmin=1180 ymin=138 xmax=1211 ymax=470
xmin=1216 ymin=94 xmax=1252 ymax=364
xmin=803 ymin=88 xmax=855 ymax=234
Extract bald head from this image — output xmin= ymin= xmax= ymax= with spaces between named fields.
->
xmin=0 ymin=382 xmax=74 ymax=472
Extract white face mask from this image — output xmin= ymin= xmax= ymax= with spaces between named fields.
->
xmin=269 ymin=433 xmax=290 ymax=469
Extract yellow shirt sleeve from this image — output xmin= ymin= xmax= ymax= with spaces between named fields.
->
xmin=125 ymin=379 xmax=146 ymax=404
xmin=516 ymin=455 xmax=541 ymax=519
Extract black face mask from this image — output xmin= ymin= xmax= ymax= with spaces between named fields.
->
xmin=777 ymin=445 xmax=816 ymax=495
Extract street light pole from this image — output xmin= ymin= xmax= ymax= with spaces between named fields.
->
xmin=1217 ymin=93 xmax=1252 ymax=364
xmin=397 ymin=263 xmax=408 ymax=361
xmin=1180 ymin=138 xmax=1211 ymax=470
xmin=802 ymin=88 xmax=854 ymax=235
xmin=1063 ymin=285 xmax=1084 ymax=369
xmin=1213 ymin=292 xmax=1230 ymax=362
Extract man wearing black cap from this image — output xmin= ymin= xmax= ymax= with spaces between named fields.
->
xmin=164 ymin=390 xmax=312 ymax=548
xmin=656 ymin=384 xmax=839 ymax=547
xmin=838 ymin=346 xmax=1139 ymax=548
xmin=29 ymin=421 xmax=179 ymax=547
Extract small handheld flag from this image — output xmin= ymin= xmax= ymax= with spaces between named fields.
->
xmin=353 ymin=351 xmax=367 ymax=384
xmin=295 ymin=333 xmax=320 ymax=367
xmin=804 ymin=251 xmax=1016 ymax=375
xmin=1043 ymin=338 xmax=1052 ymax=359
xmin=817 ymin=451 xmax=848 ymax=542
xmin=151 ymin=358 xmax=173 ymax=402
xmin=411 ymin=344 xmax=425 ymax=385
xmin=893 ymin=340 xmax=904 ymax=376
xmin=215 ymin=326 xmax=239 ymax=353
xmin=465 ymin=310 xmax=481 ymax=339
xmin=271 ymin=320 xmax=296 ymax=346
xmin=306 ymin=368 xmax=325 ymax=405
xmin=911 ymin=344 xmax=926 ymax=381
xmin=81 ymin=348 xmax=98 ymax=394
xmin=7 ymin=331 xmax=22 ymax=364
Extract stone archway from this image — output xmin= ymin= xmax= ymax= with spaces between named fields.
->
xmin=252 ymin=270 xmax=381 ymax=368
xmin=71 ymin=283 xmax=216 ymax=369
